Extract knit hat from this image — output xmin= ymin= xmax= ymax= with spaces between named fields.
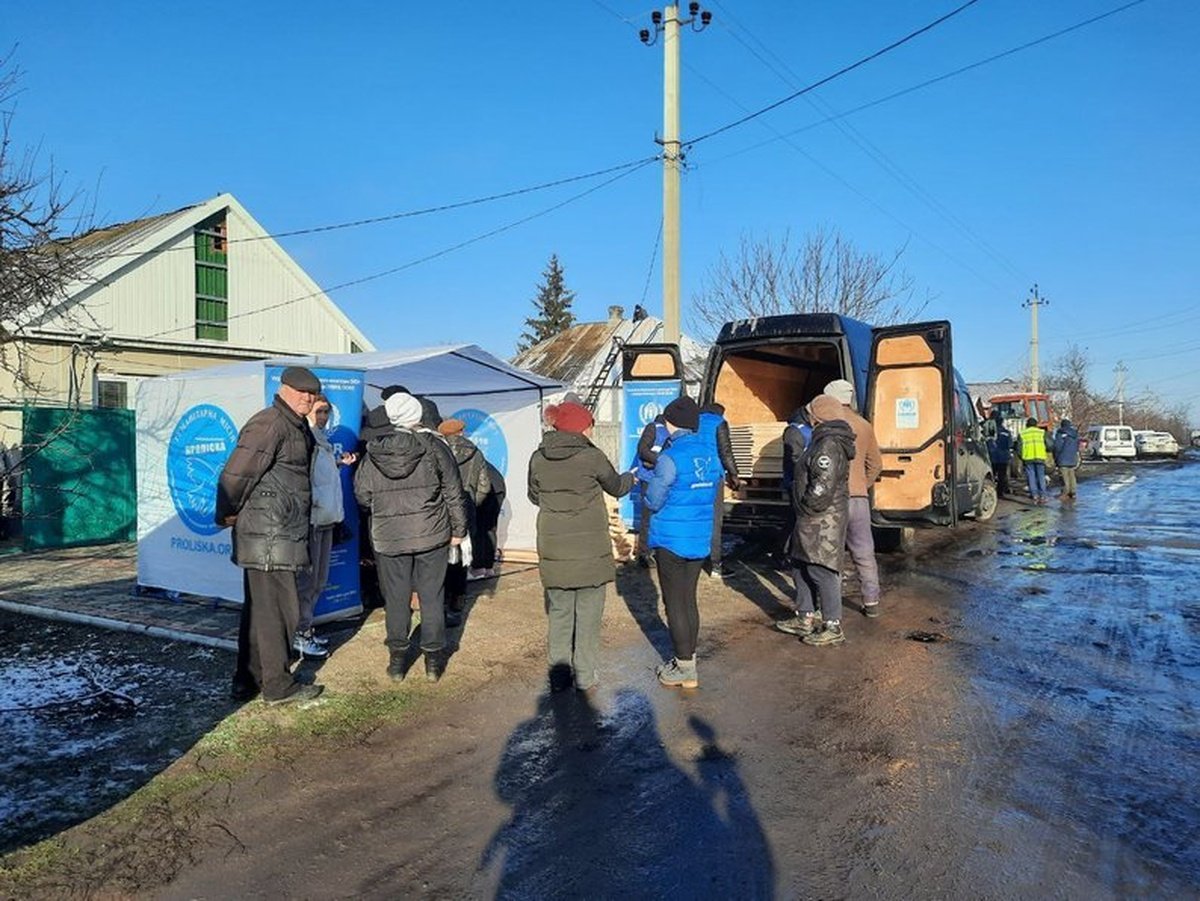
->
xmin=808 ymin=394 xmax=844 ymax=424
xmin=542 ymin=404 xmax=560 ymax=428
xmin=385 ymin=392 xmax=424 ymax=427
xmin=823 ymin=379 xmax=854 ymax=405
xmin=380 ymin=384 xmax=408 ymax=401
xmin=438 ymin=418 xmax=465 ymax=436
xmin=553 ymin=401 xmax=594 ymax=434
xmin=663 ymin=396 xmax=700 ymax=431
xmin=280 ymin=366 xmax=321 ymax=394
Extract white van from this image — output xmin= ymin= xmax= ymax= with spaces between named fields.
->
xmin=1085 ymin=425 xmax=1136 ymax=460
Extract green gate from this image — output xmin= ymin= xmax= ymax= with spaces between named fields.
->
xmin=20 ymin=406 xmax=137 ymax=550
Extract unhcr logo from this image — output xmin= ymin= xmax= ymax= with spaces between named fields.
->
xmin=639 ymin=401 xmax=663 ymax=424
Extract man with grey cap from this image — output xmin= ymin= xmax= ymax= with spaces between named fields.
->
xmin=822 ymin=378 xmax=883 ymax=617
xmin=355 ymin=390 xmax=468 ymax=682
xmin=216 ymin=365 xmax=324 ymax=705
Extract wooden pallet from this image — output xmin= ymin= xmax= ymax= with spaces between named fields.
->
xmin=728 ymin=422 xmax=787 ymax=477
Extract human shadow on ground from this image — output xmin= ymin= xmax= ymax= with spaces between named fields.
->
xmin=482 ymin=687 xmax=775 ymax=899
xmin=612 ymin=562 xmax=674 ymax=659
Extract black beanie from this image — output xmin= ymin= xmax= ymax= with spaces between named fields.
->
xmin=663 ymin=396 xmax=700 ymax=431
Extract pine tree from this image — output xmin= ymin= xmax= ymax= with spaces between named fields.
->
xmin=517 ymin=254 xmax=576 ymax=352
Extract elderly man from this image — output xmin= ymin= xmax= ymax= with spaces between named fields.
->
xmin=216 ymin=366 xmax=325 ymax=705
xmin=822 ymin=379 xmax=884 ymax=617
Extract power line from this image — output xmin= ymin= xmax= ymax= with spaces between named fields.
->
xmin=685 ymin=0 xmax=982 ymax=148
xmin=81 ymin=156 xmax=661 ymax=261
xmin=640 ymin=218 xmax=663 ymax=307
xmin=139 ymin=158 xmax=658 ymax=342
xmin=702 ymin=0 xmax=1153 ymax=167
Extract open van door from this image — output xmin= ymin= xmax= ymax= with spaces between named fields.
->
xmin=616 ymin=343 xmax=685 ymax=528
xmin=867 ymin=321 xmax=957 ymax=527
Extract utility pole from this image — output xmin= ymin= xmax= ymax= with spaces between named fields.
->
xmin=1114 ymin=361 xmax=1127 ymax=426
xmin=1022 ymin=284 xmax=1049 ymax=392
xmin=641 ymin=3 xmax=712 ymax=345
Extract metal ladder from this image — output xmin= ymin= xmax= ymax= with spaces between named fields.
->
xmin=582 ymin=336 xmax=625 ymax=412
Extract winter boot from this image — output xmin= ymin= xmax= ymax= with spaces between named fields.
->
xmin=656 ymin=657 xmax=699 ymax=689
xmin=802 ymin=621 xmax=846 ymax=647
xmin=425 ymin=651 xmax=446 ymax=683
xmin=386 ymin=649 xmax=407 ymax=682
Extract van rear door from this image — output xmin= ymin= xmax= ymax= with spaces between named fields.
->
xmin=867 ymin=321 xmax=957 ymax=526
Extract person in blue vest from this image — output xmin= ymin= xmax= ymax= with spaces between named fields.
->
xmin=643 ymin=396 xmax=723 ymax=689
xmin=633 ymin=413 xmax=671 ymax=567
xmin=697 ymin=403 xmax=742 ymax=576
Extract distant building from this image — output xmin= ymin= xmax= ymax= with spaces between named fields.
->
xmin=512 ymin=305 xmax=708 ymax=462
xmin=1 ymin=192 xmax=373 ymax=411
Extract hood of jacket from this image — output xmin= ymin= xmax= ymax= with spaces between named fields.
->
xmin=538 ymin=430 xmax=593 ymax=461
xmin=446 ymin=433 xmax=481 ymax=466
xmin=812 ymin=420 xmax=857 ymax=459
xmin=366 ymin=429 xmax=428 ymax=480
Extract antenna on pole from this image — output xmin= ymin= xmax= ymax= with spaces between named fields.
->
xmin=1022 ymin=284 xmax=1049 ymax=393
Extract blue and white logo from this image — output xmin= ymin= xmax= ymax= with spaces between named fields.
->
xmin=453 ymin=408 xmax=508 ymax=478
xmin=167 ymin=404 xmax=239 ymax=536
xmin=638 ymin=400 xmax=663 ymax=425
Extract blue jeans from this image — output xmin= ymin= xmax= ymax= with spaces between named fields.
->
xmin=1024 ymin=461 xmax=1047 ymax=500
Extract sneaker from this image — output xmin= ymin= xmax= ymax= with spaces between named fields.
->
xmin=264 ymin=683 xmax=324 ymax=705
xmin=656 ymin=657 xmax=699 ymax=689
xmin=310 ymin=632 xmax=331 ymax=649
xmin=802 ymin=621 xmax=845 ymax=647
xmin=293 ymin=631 xmax=329 ymax=660
xmin=775 ymin=612 xmax=820 ymax=636
xmin=425 ymin=653 xmax=446 ymax=683
xmin=862 ymin=603 xmax=881 ymax=619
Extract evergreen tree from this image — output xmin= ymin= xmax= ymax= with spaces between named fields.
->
xmin=517 ymin=254 xmax=576 ymax=352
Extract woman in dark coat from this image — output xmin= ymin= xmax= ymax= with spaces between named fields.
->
xmin=528 ymin=401 xmax=634 ymax=691
xmin=786 ymin=394 xmax=856 ymax=647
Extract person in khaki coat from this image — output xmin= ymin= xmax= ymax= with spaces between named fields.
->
xmin=822 ymin=379 xmax=884 ymax=617
xmin=528 ymin=401 xmax=634 ymax=692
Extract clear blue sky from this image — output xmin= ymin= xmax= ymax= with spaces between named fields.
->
xmin=5 ymin=1 xmax=1197 ymax=419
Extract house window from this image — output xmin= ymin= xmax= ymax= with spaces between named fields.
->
xmin=195 ymin=214 xmax=229 ymax=341
xmin=96 ymin=380 xmax=128 ymax=409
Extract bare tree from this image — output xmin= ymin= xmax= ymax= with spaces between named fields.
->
xmin=1 ymin=54 xmax=94 ymax=402
xmin=689 ymin=226 xmax=929 ymax=338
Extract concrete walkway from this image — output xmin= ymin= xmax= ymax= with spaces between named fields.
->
xmin=0 ymin=543 xmax=239 ymax=650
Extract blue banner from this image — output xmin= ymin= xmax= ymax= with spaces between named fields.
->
xmin=266 ymin=366 xmax=364 ymax=621
xmin=620 ymin=378 xmax=681 ymax=528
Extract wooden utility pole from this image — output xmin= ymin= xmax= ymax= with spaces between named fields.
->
xmin=641 ymin=4 xmax=711 ymax=345
xmin=1115 ymin=361 xmax=1128 ymax=426
xmin=1023 ymin=284 xmax=1049 ymax=392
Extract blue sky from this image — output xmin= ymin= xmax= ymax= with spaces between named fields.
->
xmin=5 ymin=1 xmax=1197 ymax=418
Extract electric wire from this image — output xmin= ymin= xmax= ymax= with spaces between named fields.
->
xmin=639 ymin=218 xmax=663 ymax=307
xmin=79 ymin=156 xmax=661 ymax=261
xmin=138 ymin=158 xmax=658 ymax=342
xmin=685 ymin=0 xmax=982 ymax=148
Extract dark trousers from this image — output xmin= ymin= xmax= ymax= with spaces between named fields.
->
xmin=446 ymin=561 xmax=468 ymax=610
xmin=992 ymin=461 xmax=1010 ymax=496
xmin=473 ymin=494 xmax=503 ymax=569
xmin=655 ymin=547 xmax=705 ymax=660
xmin=710 ymin=486 xmax=724 ymax=565
xmin=637 ymin=485 xmax=653 ymax=559
xmin=235 ymin=569 xmax=301 ymax=701
xmin=793 ymin=561 xmax=842 ymax=623
xmin=378 ymin=546 xmax=448 ymax=653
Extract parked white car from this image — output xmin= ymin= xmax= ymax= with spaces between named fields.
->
xmin=1085 ymin=425 xmax=1136 ymax=460
xmin=1134 ymin=430 xmax=1180 ymax=458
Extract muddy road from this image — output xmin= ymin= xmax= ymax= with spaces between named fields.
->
xmin=138 ymin=460 xmax=1199 ymax=900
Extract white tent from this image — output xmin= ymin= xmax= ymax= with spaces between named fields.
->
xmin=136 ymin=344 xmax=560 ymax=618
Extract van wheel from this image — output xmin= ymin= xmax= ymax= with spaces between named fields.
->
xmin=873 ymin=526 xmax=914 ymax=554
xmin=974 ymin=479 xmax=998 ymax=522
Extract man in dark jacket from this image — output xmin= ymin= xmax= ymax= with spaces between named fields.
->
xmin=698 ymin=403 xmax=741 ymax=576
xmin=528 ymin=401 xmax=634 ymax=692
xmin=633 ymin=413 xmax=670 ymax=567
xmin=781 ymin=394 xmax=857 ymax=648
xmin=471 ymin=461 xmax=507 ymax=578
xmin=355 ymin=391 xmax=468 ymax=682
xmin=985 ymin=409 xmax=1013 ymax=497
xmin=215 ymin=366 xmax=324 ymax=705
xmin=438 ymin=417 xmax=491 ymax=615
xmin=1052 ymin=418 xmax=1081 ymax=499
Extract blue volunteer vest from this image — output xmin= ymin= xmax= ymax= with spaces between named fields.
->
xmin=634 ymin=420 xmax=671 ymax=481
xmin=648 ymin=430 xmax=722 ymax=559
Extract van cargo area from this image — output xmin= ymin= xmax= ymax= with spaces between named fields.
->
xmin=711 ymin=341 xmax=844 ymax=531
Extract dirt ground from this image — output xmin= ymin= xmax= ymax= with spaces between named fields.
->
xmin=2 ymin=460 xmax=1198 ymax=899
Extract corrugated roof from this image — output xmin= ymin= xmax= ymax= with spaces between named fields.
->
xmin=512 ymin=315 xmax=709 ymax=390
xmin=65 ymin=203 xmax=202 ymax=259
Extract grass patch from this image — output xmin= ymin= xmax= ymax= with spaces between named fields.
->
xmin=0 ymin=684 xmax=418 ymax=897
